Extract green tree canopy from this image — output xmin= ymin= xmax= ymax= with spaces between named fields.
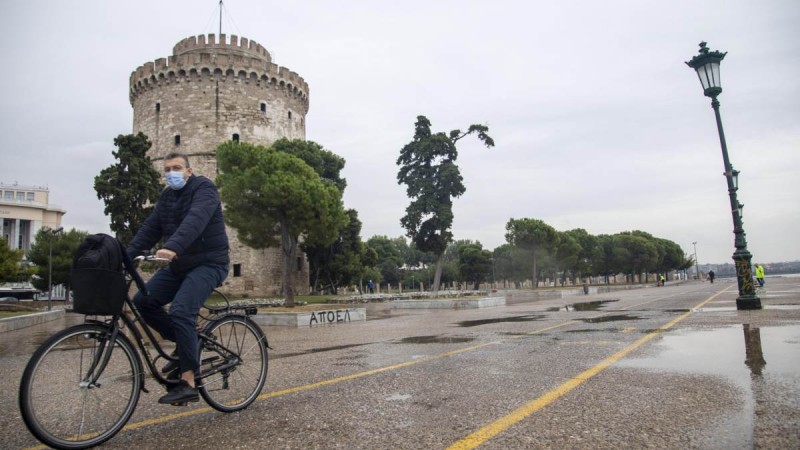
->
xmin=564 ymin=228 xmax=597 ymax=279
xmin=366 ymin=235 xmax=404 ymax=285
xmin=553 ymin=231 xmax=581 ymax=285
xmin=505 ymin=218 xmax=559 ymax=288
xmin=303 ymin=209 xmax=365 ymax=294
xmin=270 ymin=138 xmax=347 ymax=192
xmin=492 ymin=243 xmax=528 ymax=287
xmin=216 ymin=141 xmax=348 ymax=305
xmin=26 ymin=229 xmax=88 ymax=291
xmin=458 ymin=242 xmax=492 ymax=290
xmin=396 ymin=115 xmax=494 ymax=292
xmin=0 ymin=240 xmax=27 ymax=283
xmin=614 ymin=232 xmax=660 ymax=280
xmin=94 ymin=133 xmax=162 ymax=245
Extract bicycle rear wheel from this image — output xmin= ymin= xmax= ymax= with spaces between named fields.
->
xmin=199 ymin=315 xmax=268 ymax=412
xmin=19 ymin=323 xmax=142 ymax=449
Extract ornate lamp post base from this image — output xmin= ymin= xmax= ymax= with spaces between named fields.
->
xmin=733 ymin=249 xmax=761 ymax=309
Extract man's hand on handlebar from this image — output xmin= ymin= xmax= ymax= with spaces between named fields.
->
xmin=134 ymin=255 xmax=172 ymax=264
xmin=155 ymin=248 xmax=177 ymax=261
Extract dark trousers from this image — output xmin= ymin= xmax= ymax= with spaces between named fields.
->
xmin=133 ymin=264 xmax=228 ymax=374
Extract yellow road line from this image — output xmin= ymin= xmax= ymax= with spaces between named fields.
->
xmin=446 ymin=287 xmax=731 ymax=450
xmin=78 ymin=320 xmax=583 ymax=440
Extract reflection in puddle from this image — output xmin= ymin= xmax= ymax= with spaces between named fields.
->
xmin=619 ymin=325 xmax=800 ymax=376
xmin=546 ymin=300 xmax=619 ymax=312
xmin=617 ymin=324 xmax=800 ymax=446
xmin=456 ymin=315 xmax=543 ymax=327
xmin=580 ymin=314 xmax=641 ymax=323
xmin=397 ymin=335 xmax=475 ymax=344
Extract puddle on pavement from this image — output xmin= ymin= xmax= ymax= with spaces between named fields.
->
xmin=546 ymin=299 xmax=619 ymax=312
xmin=272 ymin=342 xmax=369 ymax=359
xmin=456 ymin=315 xmax=544 ymax=327
xmin=617 ymin=324 xmax=800 ymax=445
xmin=619 ymin=324 xmax=800 ymax=377
xmin=397 ymin=335 xmax=475 ymax=344
xmin=580 ymin=314 xmax=642 ymax=323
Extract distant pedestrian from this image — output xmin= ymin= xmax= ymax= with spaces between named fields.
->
xmin=754 ymin=263 xmax=765 ymax=287
xmin=658 ymin=274 xmax=665 ymax=286
xmin=708 ymin=270 xmax=715 ymax=284
xmin=367 ymin=280 xmax=375 ymax=294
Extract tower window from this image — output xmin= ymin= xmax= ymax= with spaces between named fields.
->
xmin=233 ymin=264 xmax=242 ymax=277
xmin=156 ymin=102 xmax=161 ymax=113
xmin=288 ymin=111 xmax=292 ymax=120
xmin=296 ymin=256 xmax=303 ymax=271
xmin=174 ymin=135 xmax=180 ymax=146
xmin=232 ymin=133 xmax=240 ymax=143
xmin=260 ymin=102 xmax=267 ymax=113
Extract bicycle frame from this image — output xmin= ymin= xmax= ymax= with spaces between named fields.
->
xmin=86 ymin=267 xmax=257 ymax=393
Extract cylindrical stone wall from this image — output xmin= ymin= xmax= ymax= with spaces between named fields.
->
xmin=129 ymin=33 xmax=310 ymax=297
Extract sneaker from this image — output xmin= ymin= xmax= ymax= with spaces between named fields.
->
xmin=158 ymin=380 xmax=198 ymax=404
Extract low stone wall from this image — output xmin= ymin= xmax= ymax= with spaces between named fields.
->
xmin=0 ymin=309 xmax=64 ymax=333
xmin=392 ymin=297 xmax=506 ymax=309
xmin=251 ymin=307 xmax=366 ymax=327
xmin=329 ymin=290 xmax=491 ymax=304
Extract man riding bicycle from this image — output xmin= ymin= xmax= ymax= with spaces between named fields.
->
xmin=127 ymin=152 xmax=229 ymax=405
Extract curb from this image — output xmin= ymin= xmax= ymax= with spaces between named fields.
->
xmin=0 ymin=309 xmax=65 ymax=333
xmin=251 ymin=308 xmax=367 ymax=327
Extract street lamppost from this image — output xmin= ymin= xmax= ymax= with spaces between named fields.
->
xmin=44 ymin=226 xmax=64 ymax=311
xmin=686 ymin=42 xmax=761 ymax=310
xmin=692 ymin=241 xmax=699 ymax=280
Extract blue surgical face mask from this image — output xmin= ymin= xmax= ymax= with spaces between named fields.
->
xmin=165 ymin=170 xmax=187 ymax=190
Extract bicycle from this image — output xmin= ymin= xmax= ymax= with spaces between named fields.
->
xmin=18 ymin=255 xmax=269 ymax=449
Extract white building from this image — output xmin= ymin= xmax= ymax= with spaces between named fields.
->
xmin=0 ymin=182 xmax=65 ymax=255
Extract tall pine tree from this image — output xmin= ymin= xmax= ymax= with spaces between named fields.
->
xmin=94 ymin=133 xmax=162 ymax=245
xmin=396 ymin=116 xmax=494 ymax=292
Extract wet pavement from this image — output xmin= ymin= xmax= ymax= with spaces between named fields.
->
xmin=2 ymin=276 xmax=799 ymax=449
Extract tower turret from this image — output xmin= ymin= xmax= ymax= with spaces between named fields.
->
xmin=129 ymin=33 xmax=310 ymax=296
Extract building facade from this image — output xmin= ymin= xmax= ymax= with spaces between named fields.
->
xmin=129 ymin=34 xmax=310 ymax=296
xmin=0 ymin=182 xmax=64 ymax=255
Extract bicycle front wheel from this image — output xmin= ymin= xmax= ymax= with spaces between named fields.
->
xmin=19 ymin=323 xmax=142 ymax=449
xmin=199 ymin=315 xmax=268 ymax=412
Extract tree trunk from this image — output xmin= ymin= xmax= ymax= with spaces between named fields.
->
xmin=432 ymin=253 xmax=445 ymax=293
xmin=327 ymin=275 xmax=338 ymax=295
xmin=279 ymin=219 xmax=296 ymax=307
xmin=531 ymin=253 xmax=538 ymax=289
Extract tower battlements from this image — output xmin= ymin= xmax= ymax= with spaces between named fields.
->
xmin=173 ymin=34 xmax=271 ymax=60
xmin=129 ymin=34 xmax=309 ymax=110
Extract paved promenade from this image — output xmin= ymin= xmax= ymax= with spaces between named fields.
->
xmin=2 ymin=276 xmax=799 ymax=449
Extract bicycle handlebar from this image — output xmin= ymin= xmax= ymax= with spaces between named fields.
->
xmin=133 ymin=255 xmax=172 ymax=264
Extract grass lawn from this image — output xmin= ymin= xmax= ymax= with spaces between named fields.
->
xmin=205 ymin=293 xmax=346 ymax=307
xmin=0 ymin=311 xmax=37 ymax=319
xmin=258 ymin=304 xmax=353 ymax=313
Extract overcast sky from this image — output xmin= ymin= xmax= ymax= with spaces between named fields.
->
xmin=2 ymin=0 xmax=798 ymax=265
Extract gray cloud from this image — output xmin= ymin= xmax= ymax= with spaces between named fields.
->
xmin=1 ymin=0 xmax=798 ymax=264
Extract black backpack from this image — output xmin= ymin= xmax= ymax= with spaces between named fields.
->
xmin=70 ymin=234 xmax=130 ymax=315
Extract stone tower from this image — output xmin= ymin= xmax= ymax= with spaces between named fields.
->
xmin=129 ymin=33 xmax=310 ymax=296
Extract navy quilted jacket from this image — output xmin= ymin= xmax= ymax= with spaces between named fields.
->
xmin=127 ymin=175 xmax=229 ymax=273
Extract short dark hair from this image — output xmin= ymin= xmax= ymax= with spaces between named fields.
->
xmin=164 ymin=152 xmax=190 ymax=168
